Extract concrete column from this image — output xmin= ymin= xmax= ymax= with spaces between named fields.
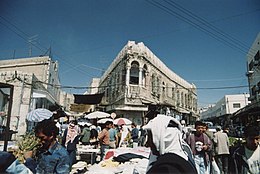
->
xmin=139 ymin=67 xmax=142 ymax=86
xmin=126 ymin=65 xmax=130 ymax=86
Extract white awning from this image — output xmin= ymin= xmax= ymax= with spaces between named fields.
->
xmin=32 ymin=90 xmax=58 ymax=104
xmin=115 ymin=106 xmax=148 ymax=111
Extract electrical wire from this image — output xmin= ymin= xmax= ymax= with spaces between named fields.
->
xmin=145 ymin=0 xmax=256 ymax=57
xmin=0 ymin=4 xmax=256 ymax=93
xmin=0 ymin=19 xmax=46 ymax=54
xmin=0 ymin=15 xmax=96 ymax=79
xmin=9 ymin=76 xmax=248 ymax=91
xmin=164 ymin=0 xmax=257 ymax=55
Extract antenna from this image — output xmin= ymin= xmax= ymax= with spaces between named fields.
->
xmin=42 ymin=46 xmax=52 ymax=57
xmin=28 ymin=35 xmax=38 ymax=57
xmin=13 ymin=50 xmax=16 ymax=59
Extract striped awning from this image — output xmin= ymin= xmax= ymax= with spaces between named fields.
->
xmin=26 ymin=108 xmax=53 ymax=122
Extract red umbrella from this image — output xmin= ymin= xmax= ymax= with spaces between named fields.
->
xmin=113 ymin=118 xmax=132 ymax=125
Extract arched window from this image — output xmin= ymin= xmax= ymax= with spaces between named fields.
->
xmin=130 ymin=61 xmax=139 ymax=85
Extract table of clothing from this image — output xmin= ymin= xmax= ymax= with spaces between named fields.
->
xmin=71 ymin=146 xmax=151 ymax=174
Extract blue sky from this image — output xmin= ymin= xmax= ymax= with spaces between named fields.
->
xmin=0 ymin=0 xmax=259 ymax=107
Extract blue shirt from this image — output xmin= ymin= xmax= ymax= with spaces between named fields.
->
xmin=36 ymin=141 xmax=70 ymax=174
xmin=131 ymin=127 xmax=139 ymax=142
xmin=109 ymin=128 xmax=117 ymax=141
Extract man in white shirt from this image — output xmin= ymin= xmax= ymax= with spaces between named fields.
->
xmin=231 ymin=125 xmax=260 ymax=174
xmin=214 ymin=127 xmax=230 ymax=174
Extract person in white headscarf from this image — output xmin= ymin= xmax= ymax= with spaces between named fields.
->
xmin=62 ymin=120 xmax=81 ymax=167
xmin=143 ymin=114 xmax=197 ymax=174
xmin=118 ymin=125 xmax=131 ymax=147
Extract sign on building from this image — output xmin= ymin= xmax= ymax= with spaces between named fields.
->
xmin=70 ymin=104 xmax=91 ymax=112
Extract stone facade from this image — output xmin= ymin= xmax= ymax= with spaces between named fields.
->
xmin=0 ymin=56 xmax=61 ymax=136
xmin=97 ymin=41 xmax=198 ymax=125
xmin=59 ymin=91 xmax=74 ymax=112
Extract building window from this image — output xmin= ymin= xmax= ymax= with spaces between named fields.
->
xmin=233 ymin=103 xmax=241 ymax=108
xmin=157 ymin=77 xmax=160 ymax=94
xmin=181 ymin=92 xmax=184 ymax=107
xmin=116 ymin=73 xmax=120 ymax=94
xmin=252 ymin=85 xmax=257 ymax=96
xmin=142 ymin=64 xmax=147 ymax=87
xmin=130 ymin=61 xmax=139 ymax=85
xmin=49 ymin=74 xmax=52 ymax=83
xmin=177 ymin=90 xmax=180 ymax=106
xmin=151 ymin=74 xmax=156 ymax=93
xmin=172 ymin=87 xmax=175 ymax=100
xmin=162 ymin=82 xmax=165 ymax=92
xmin=121 ymin=67 xmax=126 ymax=89
xmin=254 ymin=51 xmax=260 ymax=61
xmin=185 ymin=93 xmax=187 ymax=108
xmin=166 ymin=83 xmax=169 ymax=97
xmin=249 ymin=59 xmax=254 ymax=70
xmin=162 ymin=82 xmax=166 ymax=98
xmin=105 ymin=87 xmax=109 ymax=102
xmin=188 ymin=93 xmax=191 ymax=108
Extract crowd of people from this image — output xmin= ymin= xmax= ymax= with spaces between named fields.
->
xmin=144 ymin=115 xmax=259 ymax=174
xmin=0 ymin=115 xmax=259 ymax=174
xmin=0 ymin=118 xmax=149 ymax=173
xmin=184 ymin=120 xmax=259 ymax=174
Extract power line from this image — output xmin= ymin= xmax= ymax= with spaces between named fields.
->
xmin=0 ymin=15 xmax=250 ymax=91
xmin=0 ymin=5 xmax=256 ymax=93
xmin=5 ymin=73 xmax=248 ymax=91
xmin=164 ymin=0 xmax=257 ymax=56
xmin=32 ymin=79 xmax=249 ymax=91
xmin=196 ymin=85 xmax=248 ymax=90
xmin=0 ymin=18 xmax=46 ymax=54
xmin=0 ymin=15 xmax=96 ymax=79
xmin=146 ymin=0 xmax=256 ymax=57
xmin=188 ymin=77 xmax=247 ymax=82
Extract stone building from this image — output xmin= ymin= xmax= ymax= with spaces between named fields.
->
xmin=0 ymin=56 xmax=61 ymax=136
xmin=59 ymin=91 xmax=74 ymax=112
xmin=97 ymin=41 xmax=198 ymax=125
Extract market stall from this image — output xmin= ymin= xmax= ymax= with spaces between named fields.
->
xmin=76 ymin=144 xmax=100 ymax=165
xmin=72 ymin=146 xmax=151 ymax=174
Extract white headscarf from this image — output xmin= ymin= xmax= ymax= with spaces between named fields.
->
xmin=119 ymin=125 xmax=129 ymax=147
xmin=143 ymin=114 xmax=187 ymax=160
xmin=65 ymin=123 xmax=80 ymax=147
